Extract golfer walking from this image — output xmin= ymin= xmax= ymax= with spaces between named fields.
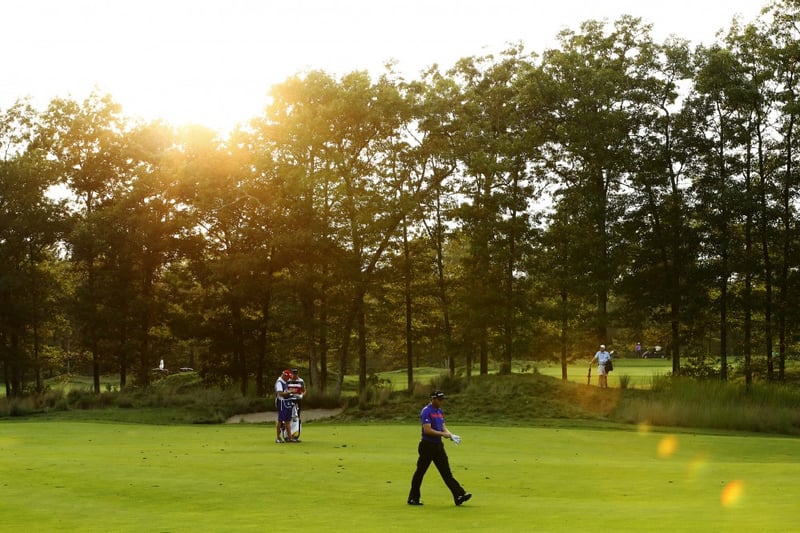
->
xmin=407 ymin=391 xmax=472 ymax=506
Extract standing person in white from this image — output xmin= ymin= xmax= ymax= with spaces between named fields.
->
xmin=590 ymin=345 xmax=612 ymax=388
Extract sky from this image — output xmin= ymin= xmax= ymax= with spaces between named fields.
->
xmin=2 ymin=0 xmax=766 ymax=134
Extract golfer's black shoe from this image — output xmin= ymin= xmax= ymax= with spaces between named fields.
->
xmin=407 ymin=500 xmax=423 ymax=506
xmin=455 ymin=493 xmax=472 ymax=506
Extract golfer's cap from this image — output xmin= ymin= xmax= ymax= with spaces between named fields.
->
xmin=282 ymin=369 xmax=292 ymax=377
xmin=291 ymin=368 xmax=299 ymax=373
xmin=430 ymin=390 xmax=447 ymax=400
xmin=600 ymin=344 xmax=606 ymax=349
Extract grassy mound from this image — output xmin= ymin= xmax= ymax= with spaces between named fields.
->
xmin=341 ymin=372 xmax=800 ymax=434
xmin=339 ymin=372 xmax=620 ymax=425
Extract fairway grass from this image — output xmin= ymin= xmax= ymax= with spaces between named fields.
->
xmin=534 ymin=358 xmax=674 ymax=388
xmin=1 ymin=420 xmax=797 ymax=532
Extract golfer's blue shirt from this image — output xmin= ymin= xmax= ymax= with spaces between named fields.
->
xmin=594 ymin=350 xmax=611 ymax=364
xmin=420 ymin=403 xmax=444 ymax=443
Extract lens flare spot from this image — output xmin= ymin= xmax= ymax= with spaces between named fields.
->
xmin=657 ymin=435 xmax=678 ymax=458
xmin=721 ymin=480 xmax=744 ymax=507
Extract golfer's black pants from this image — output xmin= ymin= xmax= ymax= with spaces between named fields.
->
xmin=408 ymin=440 xmax=465 ymax=501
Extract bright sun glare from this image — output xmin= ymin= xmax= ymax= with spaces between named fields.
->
xmin=4 ymin=0 xmax=764 ymax=133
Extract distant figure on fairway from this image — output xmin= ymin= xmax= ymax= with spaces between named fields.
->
xmin=407 ymin=390 xmax=471 ymax=507
xmin=590 ymin=344 xmax=612 ymax=388
xmin=635 ymin=341 xmax=642 ymax=358
xmin=274 ymin=369 xmax=294 ymax=443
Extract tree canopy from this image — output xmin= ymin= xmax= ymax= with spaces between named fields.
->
xmin=2 ymin=1 xmax=799 ymax=396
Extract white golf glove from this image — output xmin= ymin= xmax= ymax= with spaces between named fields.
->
xmin=451 ymin=434 xmax=461 ymax=446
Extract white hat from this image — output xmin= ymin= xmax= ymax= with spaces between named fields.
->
xmin=600 ymin=344 xmax=606 ymax=349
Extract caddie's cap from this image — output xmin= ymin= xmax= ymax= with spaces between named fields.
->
xmin=282 ymin=369 xmax=292 ymax=378
xmin=430 ymin=390 xmax=447 ymax=400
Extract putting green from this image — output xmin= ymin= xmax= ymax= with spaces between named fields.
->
xmin=0 ymin=420 xmax=796 ymax=531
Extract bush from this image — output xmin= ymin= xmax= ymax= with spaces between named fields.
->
xmin=429 ymin=373 xmax=466 ymax=395
xmin=679 ymin=356 xmax=728 ymax=380
xmin=302 ymin=390 xmax=343 ymax=409
xmin=67 ymin=389 xmax=96 ymax=409
xmin=42 ymin=389 xmax=66 ymax=409
xmin=357 ymin=374 xmax=393 ymax=409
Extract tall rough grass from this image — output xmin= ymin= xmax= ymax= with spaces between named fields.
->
xmin=614 ymin=378 xmax=800 ymax=434
xmin=0 ymin=389 xmax=69 ymax=417
xmin=1 ymin=372 xmax=271 ymax=423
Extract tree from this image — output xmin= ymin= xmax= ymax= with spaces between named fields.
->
xmin=720 ymin=17 xmax=782 ymax=385
xmin=39 ymin=92 xmax=131 ymax=393
xmin=690 ymin=42 xmax=758 ymax=380
xmin=0 ymin=100 xmax=67 ymax=395
xmin=540 ymin=17 xmax=650 ymax=349
xmin=447 ymin=46 xmax=539 ymax=375
xmin=762 ymin=0 xmax=800 ymax=380
xmin=173 ymin=125 xmax=273 ymax=395
xmin=397 ymin=66 xmax=460 ymax=385
xmin=615 ymin=35 xmax=702 ymax=376
xmin=116 ymin=121 xmax=192 ymax=386
xmin=322 ymin=71 xmax=414 ymax=393
xmin=254 ymin=70 xmax=351 ymax=393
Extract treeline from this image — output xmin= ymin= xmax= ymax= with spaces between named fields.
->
xmin=2 ymin=2 xmax=799 ymax=397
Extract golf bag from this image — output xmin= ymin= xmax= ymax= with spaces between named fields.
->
xmin=282 ymin=399 xmax=301 ymax=441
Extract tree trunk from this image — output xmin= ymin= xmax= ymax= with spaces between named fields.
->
xmin=318 ymin=289 xmax=328 ymax=392
xmin=403 ymin=218 xmax=414 ymax=393
xmin=358 ymin=301 xmax=367 ymax=394
xmin=560 ymin=290 xmax=568 ymax=382
xmin=431 ymin=192 xmax=454 ymax=378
